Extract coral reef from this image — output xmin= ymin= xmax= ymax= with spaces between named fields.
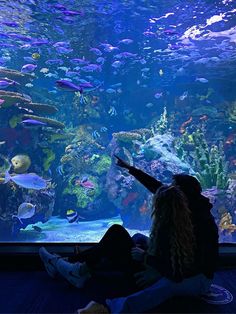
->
xmin=227 ymin=101 xmax=236 ymax=123
xmin=112 ymin=131 xmax=142 ymax=143
xmin=42 ymin=149 xmax=55 ymax=172
xmin=150 ymin=106 xmax=169 ymax=135
xmin=0 ymin=182 xmax=55 ymax=238
xmin=106 ymin=130 xmax=195 ymax=229
xmin=175 ymin=129 xmax=229 ymax=189
xmin=0 ymin=91 xmax=31 ymax=108
xmin=0 ymin=68 xmax=34 ymax=82
xmin=20 ymin=102 xmax=58 ymax=115
xmin=92 ymin=154 xmax=112 ymax=175
xmin=22 ymin=114 xmax=65 ymax=129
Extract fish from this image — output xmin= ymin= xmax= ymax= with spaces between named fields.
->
xmin=70 ymin=58 xmax=89 ymax=65
xmin=118 ymin=38 xmax=133 ymax=44
xmin=4 ymin=171 xmax=47 ymax=190
xmin=66 ymin=209 xmax=85 ymax=223
xmin=111 ymin=60 xmax=123 ymax=68
xmin=0 ymin=79 xmax=18 ymax=89
xmin=179 ymin=91 xmax=188 ymax=101
xmin=32 ymin=52 xmax=40 ymax=60
xmin=2 ymin=21 xmax=19 ymax=27
xmin=106 ymin=88 xmax=116 ymax=94
xmin=12 ymin=202 xmax=36 ymax=224
xmin=154 ymin=92 xmax=163 ymax=99
xmin=122 ymin=192 xmax=138 ymax=206
xmin=62 ymin=10 xmax=83 ymax=16
xmin=81 ymin=64 xmax=102 ymax=72
xmin=45 ymin=59 xmax=64 ymax=65
xmin=56 ymin=80 xmax=83 ymax=92
xmin=179 ymin=117 xmax=193 ymax=134
xmin=108 ymin=106 xmax=117 ymax=116
xmin=75 ymin=178 xmax=95 ymax=189
xmin=56 ymin=46 xmax=73 ymax=54
xmin=195 ymin=77 xmax=209 ymax=83
xmin=21 ymin=119 xmax=47 ymax=126
xmin=25 ymin=83 xmax=33 ymax=88
xmin=21 ymin=64 xmax=37 ymax=73
xmin=11 ymin=154 xmax=31 ymax=174
xmin=146 ymin=102 xmax=154 ymax=108
xmin=96 ymin=57 xmax=105 ymax=64
xmin=40 ymin=68 xmax=49 ymax=73
xmin=115 ymin=52 xmax=137 ymax=59
xmin=89 ymin=48 xmax=102 ymax=56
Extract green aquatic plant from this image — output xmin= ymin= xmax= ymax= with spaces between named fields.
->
xmin=175 ymin=129 xmax=229 ymax=190
xmin=9 ymin=115 xmax=22 ymax=128
xmin=93 ymin=154 xmax=112 ymax=175
xmin=151 ymin=106 xmax=168 ymax=135
xmin=42 ymin=148 xmax=56 ymax=172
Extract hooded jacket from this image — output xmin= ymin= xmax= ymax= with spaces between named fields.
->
xmin=129 ymin=166 xmax=219 ymax=282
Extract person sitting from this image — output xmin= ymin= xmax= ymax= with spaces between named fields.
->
xmin=39 ymin=183 xmax=218 ymax=313
xmin=114 ymin=155 xmax=219 ymax=283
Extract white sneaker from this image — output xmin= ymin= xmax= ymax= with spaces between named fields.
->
xmin=56 ymin=259 xmax=90 ymax=288
xmin=39 ymin=247 xmax=63 ymax=278
xmin=77 ymin=301 xmax=109 ymax=313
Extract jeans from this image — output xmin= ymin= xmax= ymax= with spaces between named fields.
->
xmin=106 ymin=273 xmax=213 ymax=313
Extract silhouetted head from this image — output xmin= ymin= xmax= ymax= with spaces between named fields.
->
xmin=152 ymin=185 xmax=190 ymax=220
xmin=172 ymin=174 xmax=202 ymax=196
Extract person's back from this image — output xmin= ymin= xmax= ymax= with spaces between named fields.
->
xmin=114 ymin=155 xmax=219 ymax=281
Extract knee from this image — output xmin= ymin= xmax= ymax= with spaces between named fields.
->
xmin=109 ymin=224 xmax=125 ymax=233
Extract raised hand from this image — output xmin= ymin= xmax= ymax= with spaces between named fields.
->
xmin=114 ymin=154 xmax=131 ymax=170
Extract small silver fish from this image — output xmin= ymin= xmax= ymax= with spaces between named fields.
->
xmin=12 ymin=202 xmax=36 ymax=224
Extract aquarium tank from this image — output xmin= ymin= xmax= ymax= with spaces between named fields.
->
xmin=0 ymin=0 xmax=235 ymax=243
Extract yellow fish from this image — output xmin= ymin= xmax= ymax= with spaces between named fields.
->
xmin=67 ymin=209 xmax=76 ymax=215
xmin=32 ymin=52 xmax=40 ymax=60
xmin=66 ymin=209 xmax=85 ymax=223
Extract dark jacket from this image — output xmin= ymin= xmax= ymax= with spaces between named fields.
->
xmin=129 ymin=166 xmax=219 ymax=282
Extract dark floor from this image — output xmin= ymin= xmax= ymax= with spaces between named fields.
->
xmin=0 ymin=269 xmax=236 ymax=313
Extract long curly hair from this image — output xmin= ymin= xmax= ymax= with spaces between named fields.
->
xmin=148 ymin=185 xmax=196 ymax=277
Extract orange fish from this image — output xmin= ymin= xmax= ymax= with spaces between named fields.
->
xmin=225 ymin=134 xmax=235 ymax=145
xmin=139 ymin=200 xmax=148 ymax=214
xmin=122 ymin=192 xmax=138 ymax=206
xmin=179 ymin=116 xmax=192 ymax=134
xmin=199 ymin=114 xmax=208 ymax=121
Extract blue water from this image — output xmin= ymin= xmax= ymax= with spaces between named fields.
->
xmin=0 ymin=0 xmax=235 ymax=243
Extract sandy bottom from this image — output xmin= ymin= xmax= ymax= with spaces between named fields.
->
xmin=14 ymin=215 xmax=150 ymax=243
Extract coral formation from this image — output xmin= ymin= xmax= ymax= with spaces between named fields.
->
xmin=42 ymin=149 xmax=55 ymax=172
xmin=150 ymin=106 xmax=168 ymax=135
xmin=9 ymin=115 xmax=22 ymax=128
xmin=20 ymin=103 xmax=58 ymax=115
xmin=227 ymin=101 xmax=236 ymax=123
xmin=175 ymin=129 xmax=229 ymax=189
xmin=0 ymin=91 xmax=31 ymax=108
xmin=112 ymin=131 xmax=142 ymax=143
xmin=22 ymin=114 xmax=65 ymax=129
xmin=92 ymin=155 xmax=112 ymax=175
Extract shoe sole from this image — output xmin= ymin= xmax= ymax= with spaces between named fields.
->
xmin=57 ymin=261 xmax=87 ymax=288
xmin=39 ymin=248 xmax=59 ymax=278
